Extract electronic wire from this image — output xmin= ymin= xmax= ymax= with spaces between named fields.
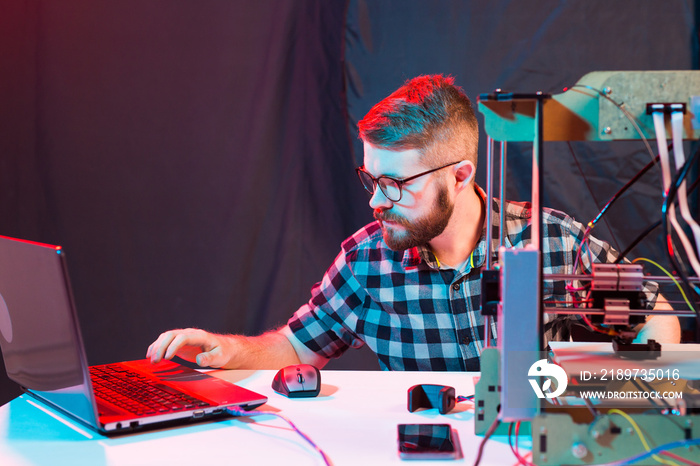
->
xmin=662 ymin=146 xmax=700 ymax=310
xmin=607 ymin=409 xmax=679 ymax=466
xmin=659 ymin=451 xmax=700 ymax=466
xmin=594 ymin=438 xmax=700 ymax=466
xmin=473 ymin=416 xmax=500 ymax=466
xmin=507 ymin=422 xmax=534 ymax=466
xmin=567 ymin=141 xmax=621 ymax=252
xmin=632 ymin=257 xmax=697 ymax=312
xmin=615 ymin=220 xmax=661 ymax=263
xmin=670 ymin=111 xmax=700 ymax=254
xmin=655 ymin=111 xmax=700 ymax=279
xmin=566 ymin=151 xmax=664 ymax=310
xmin=572 ymin=149 xmax=662 ymax=268
xmin=615 ymin=146 xmax=699 ymax=263
xmin=569 ymin=85 xmax=656 ymax=163
xmin=588 ymin=152 xmax=661 ymax=231
xmin=226 ymin=407 xmax=332 ymax=466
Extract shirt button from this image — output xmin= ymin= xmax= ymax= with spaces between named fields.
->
xmin=462 ymin=335 xmax=471 ymax=344
xmin=452 ymin=283 xmax=460 ymax=291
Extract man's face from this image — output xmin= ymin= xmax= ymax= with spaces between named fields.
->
xmin=363 ymin=143 xmax=455 ymax=251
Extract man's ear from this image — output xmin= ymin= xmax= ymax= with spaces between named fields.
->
xmin=454 ymin=160 xmax=476 ymax=190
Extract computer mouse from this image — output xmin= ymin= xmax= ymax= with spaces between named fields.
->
xmin=271 ymin=364 xmax=321 ymax=398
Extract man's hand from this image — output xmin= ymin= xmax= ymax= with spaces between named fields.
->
xmin=147 ymin=328 xmax=234 ymax=368
xmin=633 ymin=294 xmax=681 ymax=344
xmin=146 ymin=327 xmax=303 ymax=369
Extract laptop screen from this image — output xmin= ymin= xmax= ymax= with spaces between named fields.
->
xmin=0 ymin=236 xmax=98 ymax=426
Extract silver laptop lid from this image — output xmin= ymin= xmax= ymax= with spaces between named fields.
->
xmin=0 ymin=235 xmax=99 ymax=428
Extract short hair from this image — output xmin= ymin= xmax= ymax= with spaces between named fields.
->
xmin=358 ymin=75 xmax=479 ymax=167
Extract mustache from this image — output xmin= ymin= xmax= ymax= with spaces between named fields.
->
xmin=374 ymin=209 xmax=409 ymax=226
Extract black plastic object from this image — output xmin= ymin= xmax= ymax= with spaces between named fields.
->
xmin=407 ymin=384 xmax=455 ymax=415
xmin=271 ymin=364 xmax=321 ymax=398
xmin=613 ymin=338 xmax=662 ymax=360
xmin=480 ymin=269 xmax=500 ymax=316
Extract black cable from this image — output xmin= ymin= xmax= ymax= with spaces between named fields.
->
xmin=567 ymin=141 xmax=622 ymax=252
xmin=473 ymin=416 xmax=500 ymax=466
xmin=589 ymin=154 xmax=660 ymax=228
xmin=661 ymin=147 xmax=700 ymax=317
xmin=615 ymin=145 xmax=700 ymax=263
xmin=614 ymin=220 xmax=662 ymax=264
xmin=689 ymin=173 xmax=700 ymax=195
xmin=507 ymin=422 xmax=516 ymax=456
xmin=569 ymin=150 xmax=662 ymax=286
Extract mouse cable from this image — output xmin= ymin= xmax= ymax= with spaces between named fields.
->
xmin=226 ymin=406 xmax=332 ymax=466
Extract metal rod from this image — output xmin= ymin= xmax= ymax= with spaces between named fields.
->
xmin=499 ymin=141 xmax=507 ymax=248
xmin=485 ymin=136 xmax=495 ymax=270
xmin=534 ymin=95 xmax=545 ymax=355
xmin=483 ymin=137 xmax=496 ymax=348
xmin=544 ymin=307 xmax=697 ymax=317
xmin=545 ymin=273 xmax=700 ymax=283
xmin=532 ymin=99 xmax=543 ymax=251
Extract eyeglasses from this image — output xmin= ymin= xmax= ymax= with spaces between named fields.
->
xmin=355 ymin=160 xmax=461 ymax=202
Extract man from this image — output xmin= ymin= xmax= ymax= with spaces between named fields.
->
xmin=147 ymin=75 xmax=680 ymax=371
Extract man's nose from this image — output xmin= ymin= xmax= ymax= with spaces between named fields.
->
xmin=368 ymin=187 xmax=393 ymax=210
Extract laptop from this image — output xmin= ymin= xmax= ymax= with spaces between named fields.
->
xmin=0 ymin=235 xmax=267 ymax=435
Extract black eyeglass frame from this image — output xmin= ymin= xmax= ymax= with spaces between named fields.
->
xmin=355 ymin=160 xmax=462 ymax=202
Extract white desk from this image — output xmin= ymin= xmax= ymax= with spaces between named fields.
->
xmin=0 ymin=370 xmax=527 ymax=465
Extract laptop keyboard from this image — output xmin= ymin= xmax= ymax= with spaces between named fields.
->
xmin=90 ymin=364 xmax=211 ymax=416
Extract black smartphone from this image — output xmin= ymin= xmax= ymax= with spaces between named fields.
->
xmin=397 ymin=423 xmax=460 ymax=460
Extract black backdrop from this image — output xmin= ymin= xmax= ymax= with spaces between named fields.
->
xmin=1 ymin=0 xmax=698 ymax=404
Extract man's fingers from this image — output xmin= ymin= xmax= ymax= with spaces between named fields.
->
xmin=147 ymin=330 xmax=178 ymax=362
xmin=147 ymin=329 xmax=204 ymax=363
xmin=197 ymin=345 xmax=224 ymax=368
xmin=164 ymin=332 xmax=202 ymax=360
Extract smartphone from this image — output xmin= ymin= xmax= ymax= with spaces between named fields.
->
xmin=397 ymin=423 xmax=460 ymax=460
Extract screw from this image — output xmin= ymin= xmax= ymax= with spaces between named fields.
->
xmin=572 ymin=443 xmax=588 ymax=459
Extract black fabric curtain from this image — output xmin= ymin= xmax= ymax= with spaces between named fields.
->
xmin=1 ymin=0 xmax=698 ymax=404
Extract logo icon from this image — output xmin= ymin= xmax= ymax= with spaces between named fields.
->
xmin=528 ymin=359 xmax=567 ymax=398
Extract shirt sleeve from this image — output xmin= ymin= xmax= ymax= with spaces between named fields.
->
xmin=279 ymin=325 xmax=331 ymax=368
xmin=286 ymin=247 xmax=368 ymax=360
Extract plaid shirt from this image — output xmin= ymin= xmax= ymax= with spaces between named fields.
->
xmin=287 ymin=190 xmax=658 ymax=371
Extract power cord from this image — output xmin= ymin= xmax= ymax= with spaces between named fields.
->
xmin=227 ymin=406 xmax=332 ymax=466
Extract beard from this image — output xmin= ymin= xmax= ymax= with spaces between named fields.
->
xmin=374 ymin=185 xmax=454 ymax=251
